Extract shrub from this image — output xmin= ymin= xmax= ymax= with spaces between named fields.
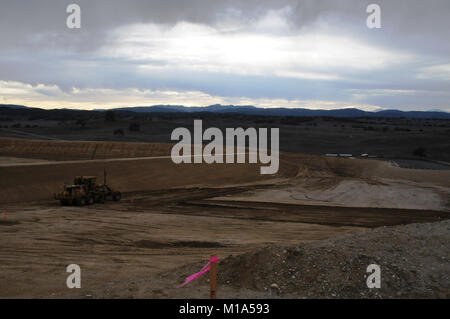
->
xmin=75 ymin=119 xmax=87 ymax=128
xmin=128 ymin=122 xmax=141 ymax=132
xmin=413 ymin=147 xmax=427 ymax=157
xmin=113 ymin=128 xmax=125 ymax=136
xmin=105 ymin=110 xmax=116 ymax=122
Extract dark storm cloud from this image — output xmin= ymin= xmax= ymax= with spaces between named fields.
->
xmin=2 ymin=0 xmax=449 ymax=50
xmin=0 ymin=0 xmax=450 ymax=110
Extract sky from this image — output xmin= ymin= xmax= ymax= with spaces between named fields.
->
xmin=0 ymin=0 xmax=449 ymax=111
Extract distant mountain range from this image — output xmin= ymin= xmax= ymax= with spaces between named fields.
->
xmin=0 ymin=104 xmax=29 ymax=110
xmin=1 ymin=104 xmax=450 ymax=119
xmin=113 ymin=104 xmax=450 ymax=119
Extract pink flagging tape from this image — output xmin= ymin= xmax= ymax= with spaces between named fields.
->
xmin=177 ymin=256 xmax=218 ymax=288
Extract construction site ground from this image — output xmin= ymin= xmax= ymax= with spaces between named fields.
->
xmin=0 ymin=138 xmax=449 ymax=298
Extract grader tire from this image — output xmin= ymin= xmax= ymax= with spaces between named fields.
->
xmin=87 ymin=195 xmax=95 ymax=205
xmin=112 ymin=192 xmax=122 ymax=202
xmin=97 ymin=193 xmax=105 ymax=203
xmin=76 ymin=196 xmax=87 ymax=206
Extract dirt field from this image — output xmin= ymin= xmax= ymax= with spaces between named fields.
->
xmin=0 ymin=138 xmax=449 ymax=298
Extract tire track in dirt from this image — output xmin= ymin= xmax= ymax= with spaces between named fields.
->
xmin=175 ymin=199 xmax=449 ymax=227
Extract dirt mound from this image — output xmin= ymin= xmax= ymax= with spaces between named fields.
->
xmin=0 ymin=137 xmax=173 ymax=160
xmin=326 ymin=157 xmax=450 ymax=187
xmin=221 ymin=178 xmax=450 ymax=211
xmin=0 ymin=157 xmax=289 ymax=204
xmin=170 ymin=220 xmax=450 ymax=298
xmin=0 ymin=141 xmax=299 ymax=204
xmin=2 ymin=137 xmax=449 ymax=205
xmin=0 ymin=138 xmax=303 ymax=204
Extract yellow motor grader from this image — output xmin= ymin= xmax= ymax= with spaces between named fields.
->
xmin=55 ymin=170 xmax=121 ymax=206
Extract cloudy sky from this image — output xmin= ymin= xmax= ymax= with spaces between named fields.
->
xmin=0 ymin=0 xmax=449 ymax=111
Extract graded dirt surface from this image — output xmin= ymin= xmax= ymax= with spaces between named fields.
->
xmin=1 ymin=138 xmax=449 ymax=298
xmin=0 ymin=199 xmax=363 ymax=298
xmin=213 ymin=178 xmax=450 ymax=211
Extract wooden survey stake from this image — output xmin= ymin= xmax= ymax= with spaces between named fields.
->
xmin=210 ymin=254 xmax=217 ymax=299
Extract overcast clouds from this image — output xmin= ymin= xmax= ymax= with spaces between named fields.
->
xmin=0 ymin=0 xmax=449 ymax=111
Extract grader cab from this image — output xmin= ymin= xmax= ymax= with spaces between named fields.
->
xmin=55 ymin=171 xmax=121 ymax=206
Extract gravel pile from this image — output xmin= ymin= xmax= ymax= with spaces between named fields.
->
xmin=166 ymin=221 xmax=450 ymax=298
xmin=213 ymin=220 xmax=450 ymax=298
